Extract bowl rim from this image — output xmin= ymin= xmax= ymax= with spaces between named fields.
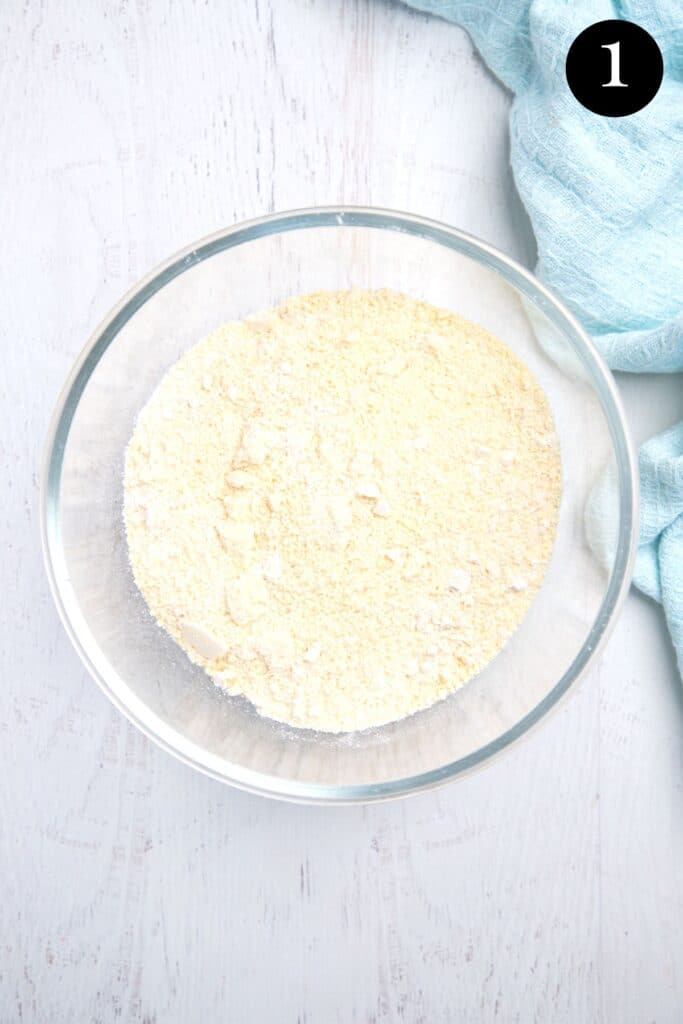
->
xmin=40 ymin=205 xmax=639 ymax=804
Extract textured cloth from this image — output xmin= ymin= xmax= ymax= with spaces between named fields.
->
xmin=403 ymin=0 xmax=683 ymax=672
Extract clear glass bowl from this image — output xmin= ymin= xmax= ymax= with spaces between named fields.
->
xmin=41 ymin=207 xmax=638 ymax=803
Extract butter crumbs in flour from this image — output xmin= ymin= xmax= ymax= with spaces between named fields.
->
xmin=124 ymin=289 xmax=561 ymax=732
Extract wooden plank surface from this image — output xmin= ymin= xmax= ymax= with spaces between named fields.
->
xmin=1 ymin=1 xmax=681 ymax=1020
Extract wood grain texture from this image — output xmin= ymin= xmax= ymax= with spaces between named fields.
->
xmin=0 ymin=1 xmax=681 ymax=1021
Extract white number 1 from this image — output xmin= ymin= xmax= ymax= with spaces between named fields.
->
xmin=602 ymin=41 xmax=627 ymax=87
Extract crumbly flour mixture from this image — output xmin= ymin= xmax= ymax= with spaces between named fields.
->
xmin=124 ymin=290 xmax=561 ymax=732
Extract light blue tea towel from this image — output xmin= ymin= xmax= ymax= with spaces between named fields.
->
xmin=402 ymin=0 xmax=683 ymax=674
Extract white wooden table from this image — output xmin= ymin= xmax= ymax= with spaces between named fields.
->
xmin=2 ymin=2 xmax=681 ymax=1021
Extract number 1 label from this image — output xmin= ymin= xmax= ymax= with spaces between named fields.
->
xmin=566 ymin=19 xmax=663 ymax=116
xmin=602 ymin=41 xmax=627 ymax=87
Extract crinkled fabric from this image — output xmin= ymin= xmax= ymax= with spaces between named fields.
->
xmin=402 ymin=0 xmax=683 ymax=672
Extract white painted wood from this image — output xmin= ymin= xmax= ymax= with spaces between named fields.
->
xmin=1 ymin=1 xmax=681 ymax=1021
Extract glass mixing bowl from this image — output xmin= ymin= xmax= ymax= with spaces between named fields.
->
xmin=41 ymin=207 xmax=637 ymax=802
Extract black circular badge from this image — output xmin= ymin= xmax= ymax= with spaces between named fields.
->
xmin=565 ymin=19 xmax=663 ymax=117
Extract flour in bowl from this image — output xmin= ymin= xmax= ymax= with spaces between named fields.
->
xmin=124 ymin=289 xmax=561 ymax=732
